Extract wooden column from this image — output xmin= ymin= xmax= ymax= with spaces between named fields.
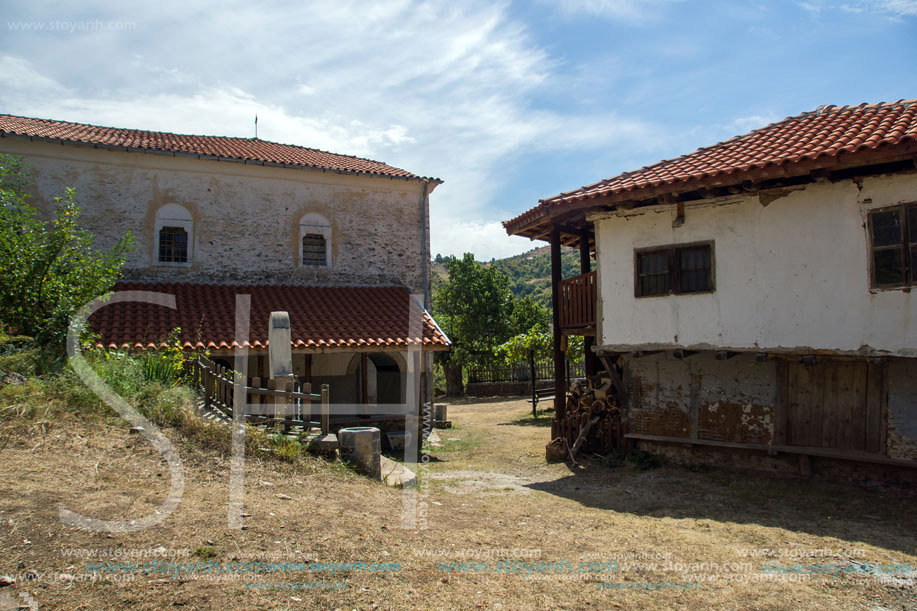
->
xmin=361 ymin=353 xmax=369 ymax=405
xmin=304 ymin=354 xmax=312 ymax=383
xmin=580 ymin=232 xmax=598 ymax=379
xmin=551 ymin=225 xmax=566 ymax=418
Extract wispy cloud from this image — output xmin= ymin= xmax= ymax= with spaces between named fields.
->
xmin=543 ymin=0 xmax=679 ymax=21
xmin=800 ymin=0 xmax=917 ymax=16
xmin=0 ymin=0 xmax=665 ymax=259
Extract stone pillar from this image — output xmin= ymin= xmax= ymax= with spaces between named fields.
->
xmin=268 ymin=311 xmax=294 ymax=421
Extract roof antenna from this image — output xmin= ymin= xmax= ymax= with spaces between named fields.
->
xmin=254 ymin=114 xmax=258 ymax=139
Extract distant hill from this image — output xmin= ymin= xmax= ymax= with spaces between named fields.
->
xmin=431 ymin=245 xmax=581 ymax=309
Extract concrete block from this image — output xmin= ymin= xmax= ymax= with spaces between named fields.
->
xmin=306 ymin=433 xmax=338 ymax=457
xmin=338 ymin=427 xmax=381 ymax=480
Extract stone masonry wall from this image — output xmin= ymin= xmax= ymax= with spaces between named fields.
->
xmin=3 ymin=139 xmax=430 ymax=294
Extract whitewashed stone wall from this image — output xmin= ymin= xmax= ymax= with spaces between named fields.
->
xmin=591 ymin=172 xmax=917 ymax=357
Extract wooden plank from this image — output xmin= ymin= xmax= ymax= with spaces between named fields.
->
xmin=821 ymin=362 xmax=838 ymax=450
xmin=774 ymin=360 xmax=788 ymax=445
xmin=624 ymin=433 xmax=917 ymax=467
xmin=865 ymin=362 xmax=883 ymax=454
xmin=880 ymin=361 xmax=889 ymax=454
xmin=845 ymin=362 xmax=868 ymax=452
xmin=786 ymin=363 xmax=804 ymax=445
xmin=809 ymin=362 xmax=825 ymax=448
xmin=320 ymin=384 xmax=330 ymax=434
xmin=302 ymin=382 xmax=313 ymax=427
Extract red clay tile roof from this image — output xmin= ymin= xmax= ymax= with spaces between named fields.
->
xmin=89 ymin=282 xmax=449 ymax=352
xmin=0 ymin=114 xmax=439 ymax=182
xmin=505 ymin=99 xmax=917 ymax=235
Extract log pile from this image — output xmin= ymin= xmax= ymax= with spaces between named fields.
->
xmin=550 ymin=376 xmax=623 ymax=461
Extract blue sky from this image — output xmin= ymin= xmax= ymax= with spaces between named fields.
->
xmin=1 ymin=0 xmax=915 ymax=259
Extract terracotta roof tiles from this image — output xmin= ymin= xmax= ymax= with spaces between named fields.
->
xmin=89 ymin=282 xmax=449 ymax=352
xmin=0 ymin=114 xmax=438 ymax=182
xmin=505 ymin=99 xmax=917 ymax=234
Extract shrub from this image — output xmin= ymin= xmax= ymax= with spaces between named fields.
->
xmin=0 ymin=154 xmax=133 ymax=363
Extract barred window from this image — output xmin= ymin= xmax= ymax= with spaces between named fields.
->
xmin=636 ymin=243 xmax=713 ymax=297
xmin=869 ymin=203 xmax=917 ymax=288
xmin=302 ymin=233 xmax=327 ymax=266
xmin=158 ymin=226 xmax=188 ymax=263
xmin=154 ymin=204 xmax=192 ymax=266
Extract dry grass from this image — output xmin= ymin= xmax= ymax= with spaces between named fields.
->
xmin=0 ymin=391 xmax=914 ymax=610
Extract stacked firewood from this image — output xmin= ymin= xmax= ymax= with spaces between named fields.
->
xmin=549 ymin=376 xmax=623 ymax=462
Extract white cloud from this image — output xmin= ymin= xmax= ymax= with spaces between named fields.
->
xmin=870 ymin=0 xmax=917 ymax=14
xmin=0 ymin=0 xmax=665 ymax=260
xmin=732 ymin=113 xmax=780 ymax=133
xmin=544 ymin=0 xmax=679 ymax=21
xmin=801 ymin=0 xmax=917 ymax=15
xmin=431 ymin=217 xmax=535 ymax=261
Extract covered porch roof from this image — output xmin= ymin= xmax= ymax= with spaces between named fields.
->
xmin=503 ymin=100 xmax=917 ymax=244
xmin=89 ymin=281 xmax=450 ymax=352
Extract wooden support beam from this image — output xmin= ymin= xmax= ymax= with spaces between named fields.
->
xmin=304 ymin=354 xmax=312 ymax=383
xmin=551 ymin=225 xmax=567 ymax=419
xmin=580 ymin=232 xmax=599 ymax=379
xmin=361 ymin=353 xmax=369 ymax=405
xmin=673 ymin=200 xmax=685 ymax=228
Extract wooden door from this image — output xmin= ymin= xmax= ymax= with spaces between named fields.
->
xmin=786 ymin=360 xmax=884 ymax=453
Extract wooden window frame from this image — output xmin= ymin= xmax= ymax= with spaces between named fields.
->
xmin=634 ymin=241 xmax=715 ymax=298
xmin=867 ymin=202 xmax=916 ymax=290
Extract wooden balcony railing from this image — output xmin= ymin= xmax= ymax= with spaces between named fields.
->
xmin=558 ymin=271 xmax=597 ymax=330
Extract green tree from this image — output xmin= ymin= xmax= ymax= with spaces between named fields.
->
xmin=432 ymin=253 xmax=514 ymax=395
xmin=508 ymin=295 xmax=549 ymax=336
xmin=0 ymin=154 xmax=133 ymax=360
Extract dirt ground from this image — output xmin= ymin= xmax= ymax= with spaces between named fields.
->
xmin=0 ymin=397 xmax=915 ymax=610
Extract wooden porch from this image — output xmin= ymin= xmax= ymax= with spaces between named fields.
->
xmin=558 ymin=270 xmax=597 ymax=331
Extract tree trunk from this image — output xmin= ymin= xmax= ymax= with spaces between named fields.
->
xmin=445 ymin=364 xmax=464 ymax=396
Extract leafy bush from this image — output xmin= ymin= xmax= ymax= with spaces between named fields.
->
xmin=0 ymin=154 xmax=133 ymax=362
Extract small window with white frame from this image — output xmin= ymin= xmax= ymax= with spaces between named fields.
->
xmin=154 ymin=204 xmax=193 ymax=267
xmin=299 ymin=213 xmax=332 ymax=267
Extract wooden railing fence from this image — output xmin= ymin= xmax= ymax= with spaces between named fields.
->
xmin=558 ymin=270 xmax=597 ymax=330
xmin=189 ymin=355 xmax=330 ymax=433
xmin=468 ymin=360 xmax=585 ymax=384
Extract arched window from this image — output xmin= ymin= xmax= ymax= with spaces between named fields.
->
xmin=299 ymin=213 xmax=331 ymax=267
xmin=155 ymin=204 xmax=193 ymax=266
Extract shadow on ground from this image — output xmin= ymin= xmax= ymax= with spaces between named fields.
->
xmin=525 ymin=461 xmax=917 ymax=556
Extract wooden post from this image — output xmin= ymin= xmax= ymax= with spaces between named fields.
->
xmin=529 ymin=349 xmax=537 ymax=419
xmin=302 ymin=382 xmax=313 ymax=429
xmin=580 ymin=232 xmax=598 ymax=379
xmin=304 ymin=354 xmax=312 ymax=383
xmin=320 ymin=384 xmax=330 ymax=434
xmin=551 ymin=225 xmax=566 ymax=419
xmin=361 ymin=353 xmax=369 ymax=406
